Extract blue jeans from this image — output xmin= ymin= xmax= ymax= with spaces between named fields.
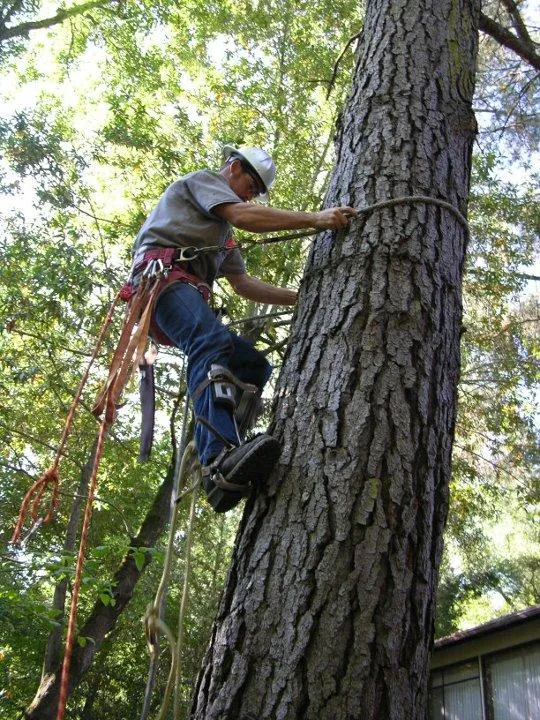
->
xmin=154 ymin=282 xmax=272 ymax=465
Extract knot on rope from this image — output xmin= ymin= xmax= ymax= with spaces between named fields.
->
xmin=144 ymin=601 xmax=160 ymax=654
xmin=119 ymin=282 xmax=134 ymax=301
xmin=11 ymin=466 xmax=59 ymax=544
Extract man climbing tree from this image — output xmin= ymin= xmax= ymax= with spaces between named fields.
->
xmin=191 ymin=1 xmax=480 ymax=718
xmin=13 ymin=0 xmax=539 ymax=717
xmin=132 ymin=144 xmax=356 ymax=512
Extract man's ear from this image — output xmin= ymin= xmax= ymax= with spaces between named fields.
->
xmin=228 ymin=158 xmax=243 ymax=176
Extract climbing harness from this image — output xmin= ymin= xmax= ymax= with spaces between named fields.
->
xmin=121 ymin=245 xmax=214 ymax=347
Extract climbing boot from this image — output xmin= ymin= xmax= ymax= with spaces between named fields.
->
xmin=202 ymin=434 xmax=281 ymax=513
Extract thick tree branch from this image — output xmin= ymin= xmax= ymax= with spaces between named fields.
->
xmin=479 ymin=11 xmax=540 ymax=71
xmin=0 ymin=0 xmax=113 ymax=43
xmin=501 ymin=0 xmax=534 ymax=44
xmin=326 ymin=28 xmax=363 ymax=99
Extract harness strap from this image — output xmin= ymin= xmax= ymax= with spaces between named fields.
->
xmin=200 ymin=445 xmax=252 ymax=495
xmin=194 ymin=416 xmax=237 ymax=450
xmin=192 ymin=366 xmax=258 ymax=403
xmin=204 ymin=470 xmax=252 ymax=496
xmin=122 ymin=247 xmax=213 ymax=347
xmin=139 ymin=354 xmax=155 ymax=461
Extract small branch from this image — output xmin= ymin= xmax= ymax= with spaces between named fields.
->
xmin=57 ymin=489 xmax=133 ymax=536
xmin=326 ymin=28 xmax=363 ymax=100
xmin=0 ymin=0 xmax=113 ymax=42
xmin=498 ymin=72 xmax=540 ymax=139
xmin=225 ymin=310 xmax=292 ymax=329
xmin=0 ymin=460 xmax=34 ymax=478
xmin=453 ymin=443 xmax=529 ymax=492
xmin=479 ymin=11 xmax=540 ymax=71
xmin=71 ymin=202 xmax=132 ymax=227
xmin=466 ymin=268 xmax=540 ymax=283
xmin=9 ymin=328 xmax=96 ymax=358
xmin=0 ymin=420 xmax=68 ymax=458
xmin=501 ymin=0 xmax=534 ymax=44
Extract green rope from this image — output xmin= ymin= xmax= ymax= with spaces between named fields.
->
xmin=173 ymin=477 xmax=199 ymax=717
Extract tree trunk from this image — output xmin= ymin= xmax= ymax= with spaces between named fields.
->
xmin=42 ymin=438 xmax=100 ymax=678
xmin=192 ymin=1 xmax=479 ymax=718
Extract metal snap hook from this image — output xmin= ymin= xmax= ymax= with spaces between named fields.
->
xmin=178 ymin=246 xmax=200 ymax=262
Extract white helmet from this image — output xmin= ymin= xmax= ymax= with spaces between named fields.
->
xmin=222 ymin=144 xmax=276 ymax=201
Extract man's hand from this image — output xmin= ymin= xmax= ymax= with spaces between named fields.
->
xmin=313 ymin=206 xmax=357 ymax=229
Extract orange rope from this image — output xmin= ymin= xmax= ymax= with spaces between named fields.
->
xmin=11 ymin=291 xmax=121 ymax=544
xmin=56 ymin=387 xmax=114 ymax=720
xmin=54 ymin=277 xmax=162 ymax=719
xmin=11 ymin=271 xmax=163 ymax=718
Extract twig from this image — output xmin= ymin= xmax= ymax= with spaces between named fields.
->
xmin=326 ymin=29 xmax=363 ymax=100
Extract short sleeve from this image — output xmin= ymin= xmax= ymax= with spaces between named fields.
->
xmin=184 ymin=170 xmax=242 ymax=217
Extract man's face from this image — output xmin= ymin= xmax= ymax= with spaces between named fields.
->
xmin=227 ymin=159 xmax=264 ymax=202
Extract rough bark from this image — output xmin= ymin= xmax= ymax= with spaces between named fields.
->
xmin=192 ymin=1 xmax=479 ymax=718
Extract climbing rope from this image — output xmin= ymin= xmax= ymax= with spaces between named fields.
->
xmin=10 ymin=265 xmax=166 ymax=720
xmin=238 ymin=194 xmax=469 ymax=252
xmin=56 ymin=385 xmax=113 ymax=719
xmin=10 ymin=290 xmax=122 ymax=544
xmin=139 ymin=386 xmax=191 ymax=720
xmin=173 ymin=478 xmax=198 ymax=717
xmin=141 ymin=440 xmax=201 ymax=720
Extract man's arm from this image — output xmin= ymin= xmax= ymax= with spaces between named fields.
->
xmin=225 ymin=273 xmax=297 ymax=306
xmin=213 ymin=202 xmax=356 ymax=233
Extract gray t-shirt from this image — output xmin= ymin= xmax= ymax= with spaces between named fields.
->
xmin=133 ymin=169 xmax=246 ymax=284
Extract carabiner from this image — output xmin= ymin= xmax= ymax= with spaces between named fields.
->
xmin=142 ymin=258 xmax=164 ymax=279
xmin=177 ymin=246 xmax=200 ymax=262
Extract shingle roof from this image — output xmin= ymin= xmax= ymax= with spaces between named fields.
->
xmin=434 ymin=604 xmax=540 ymax=650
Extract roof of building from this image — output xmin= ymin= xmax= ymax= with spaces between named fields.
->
xmin=434 ymin=604 xmax=540 ymax=651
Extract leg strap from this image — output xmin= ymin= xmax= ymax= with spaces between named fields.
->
xmin=200 ymin=446 xmax=252 ymax=495
xmin=194 ymin=416 xmax=237 ymax=450
xmin=192 ymin=365 xmax=258 ymax=406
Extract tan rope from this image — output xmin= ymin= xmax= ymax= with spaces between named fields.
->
xmin=142 ymin=441 xmax=201 ymax=720
xmin=173 ymin=476 xmax=198 ymax=717
xmin=239 ymin=194 xmax=470 ymax=251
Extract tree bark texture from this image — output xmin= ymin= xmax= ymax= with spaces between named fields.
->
xmin=192 ymin=1 xmax=479 ymax=719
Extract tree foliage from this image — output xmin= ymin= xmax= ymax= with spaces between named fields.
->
xmin=0 ymin=0 xmax=538 ymax=716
